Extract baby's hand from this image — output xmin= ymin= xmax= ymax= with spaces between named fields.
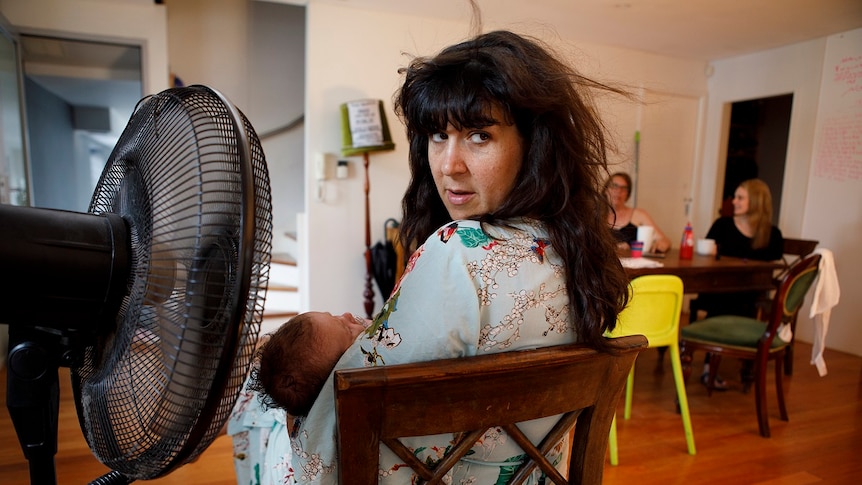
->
xmin=353 ymin=314 xmax=372 ymax=329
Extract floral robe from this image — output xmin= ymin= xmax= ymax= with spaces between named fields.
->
xmin=232 ymin=218 xmax=577 ymax=484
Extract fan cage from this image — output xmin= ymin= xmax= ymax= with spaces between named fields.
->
xmin=71 ymin=86 xmax=273 ymax=479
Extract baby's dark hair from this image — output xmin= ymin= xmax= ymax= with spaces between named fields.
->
xmin=249 ymin=313 xmax=335 ymax=416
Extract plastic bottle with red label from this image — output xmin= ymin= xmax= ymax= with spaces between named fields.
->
xmin=680 ymin=222 xmax=694 ymax=260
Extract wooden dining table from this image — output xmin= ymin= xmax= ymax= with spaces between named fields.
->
xmin=623 ymin=249 xmax=784 ymax=294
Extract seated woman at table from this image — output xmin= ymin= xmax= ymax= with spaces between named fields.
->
xmin=690 ymin=178 xmax=784 ymax=388
xmin=605 ymin=172 xmax=671 ymax=252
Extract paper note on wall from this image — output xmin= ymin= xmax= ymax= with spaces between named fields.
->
xmin=812 ymin=30 xmax=862 ymax=183
xmin=346 ymin=99 xmax=385 ymax=148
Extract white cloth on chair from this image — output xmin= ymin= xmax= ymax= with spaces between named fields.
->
xmin=808 ymin=248 xmax=839 ymax=377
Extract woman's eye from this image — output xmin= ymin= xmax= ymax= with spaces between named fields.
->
xmin=430 ymin=132 xmax=447 ymax=142
xmin=469 ymin=132 xmax=490 ymax=143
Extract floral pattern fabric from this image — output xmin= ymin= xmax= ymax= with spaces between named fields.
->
xmin=232 ymin=218 xmax=577 ymax=484
xmin=228 ymin=382 xmax=293 ymax=485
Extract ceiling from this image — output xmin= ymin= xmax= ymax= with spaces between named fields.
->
xmin=331 ymin=0 xmax=862 ymax=61
xmin=16 ymin=0 xmax=862 ymax=120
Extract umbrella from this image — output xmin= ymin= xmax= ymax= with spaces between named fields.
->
xmin=371 ymin=218 xmax=402 ymax=299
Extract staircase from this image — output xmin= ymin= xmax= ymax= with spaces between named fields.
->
xmin=262 ymin=232 xmax=300 ymax=334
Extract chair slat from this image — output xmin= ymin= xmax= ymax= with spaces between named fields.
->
xmin=335 ymin=335 xmax=647 ymax=484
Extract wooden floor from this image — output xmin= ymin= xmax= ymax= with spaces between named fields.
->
xmin=1 ymin=340 xmax=860 ymax=484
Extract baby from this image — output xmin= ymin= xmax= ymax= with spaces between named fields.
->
xmin=250 ymin=311 xmax=369 ymax=416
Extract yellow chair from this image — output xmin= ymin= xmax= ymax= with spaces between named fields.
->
xmin=607 ymin=275 xmax=696 ymax=465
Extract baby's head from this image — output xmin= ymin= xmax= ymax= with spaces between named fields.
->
xmin=252 ymin=311 xmax=367 ymax=415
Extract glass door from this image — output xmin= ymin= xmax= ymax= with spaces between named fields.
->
xmin=0 ymin=15 xmax=29 ymax=206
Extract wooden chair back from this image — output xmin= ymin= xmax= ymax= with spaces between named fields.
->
xmin=334 ymin=335 xmax=647 ymax=485
xmin=769 ymin=253 xmax=821 ymax=339
xmin=782 ymin=237 xmax=819 ymax=259
xmin=778 ymin=238 xmax=819 ymax=280
xmin=758 ymin=238 xmax=819 ymax=374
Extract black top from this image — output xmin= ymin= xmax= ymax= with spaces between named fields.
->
xmin=693 ymin=217 xmax=784 ymax=319
xmin=705 ymin=217 xmax=784 ymax=261
xmin=612 ymin=222 xmax=638 ymax=245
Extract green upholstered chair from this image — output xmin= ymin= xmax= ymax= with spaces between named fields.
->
xmin=607 ymin=275 xmax=695 ymax=465
xmin=757 ymin=237 xmax=819 ymax=375
xmin=680 ymin=253 xmax=821 ymax=438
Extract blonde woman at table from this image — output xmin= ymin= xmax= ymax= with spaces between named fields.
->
xmin=605 ymin=172 xmax=671 ymax=252
xmin=690 ymin=178 xmax=784 ymax=389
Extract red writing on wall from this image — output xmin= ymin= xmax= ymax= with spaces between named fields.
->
xmin=814 ymin=54 xmax=862 ymax=182
xmin=834 ymin=55 xmax=862 ymax=95
xmin=814 ymin=112 xmax=862 ymax=182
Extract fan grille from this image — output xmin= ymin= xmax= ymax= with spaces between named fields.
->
xmin=72 ymin=86 xmax=273 ymax=479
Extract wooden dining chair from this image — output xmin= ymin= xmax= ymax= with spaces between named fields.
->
xmin=680 ymin=253 xmax=821 ymax=437
xmin=334 ymin=335 xmax=648 ymax=485
xmin=606 ymin=275 xmax=695 ymax=465
xmin=757 ymin=238 xmax=818 ymax=375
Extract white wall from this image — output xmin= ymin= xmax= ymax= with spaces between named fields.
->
xmin=165 ymin=0 xmax=248 ymax=108
xmin=800 ymin=29 xmax=861 ymax=357
xmin=303 ymin=3 xmax=464 ymax=316
xmin=0 ymin=0 xmax=168 ymax=99
xmin=165 ymin=0 xmax=306 ymax=249
xmin=700 ymin=29 xmax=861 ymax=356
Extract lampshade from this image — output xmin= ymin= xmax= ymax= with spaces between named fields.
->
xmin=340 ymin=99 xmax=395 ymax=157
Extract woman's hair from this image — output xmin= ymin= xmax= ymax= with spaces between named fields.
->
xmin=393 ymin=30 xmax=630 ymax=349
xmin=739 ymin=178 xmax=774 ymax=249
xmin=250 ymin=314 xmax=334 ymax=416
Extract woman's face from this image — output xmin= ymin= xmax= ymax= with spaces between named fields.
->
xmin=427 ymin=105 xmax=524 ymax=220
xmin=732 ymin=186 xmax=750 ymax=216
xmin=606 ymin=175 xmax=630 ymax=208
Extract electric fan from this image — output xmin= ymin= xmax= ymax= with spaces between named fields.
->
xmin=1 ymin=85 xmax=273 ymax=484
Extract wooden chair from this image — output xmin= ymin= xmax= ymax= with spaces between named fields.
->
xmin=334 ymin=335 xmax=648 ymax=485
xmin=680 ymin=253 xmax=821 ymax=437
xmin=757 ymin=238 xmax=818 ymax=375
xmin=606 ymin=275 xmax=695 ymax=465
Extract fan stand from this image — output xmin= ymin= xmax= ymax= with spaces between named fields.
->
xmin=7 ymin=326 xmax=135 ymax=485
xmin=2 ymin=205 xmax=130 ymax=485
xmin=6 ymin=326 xmax=75 ymax=485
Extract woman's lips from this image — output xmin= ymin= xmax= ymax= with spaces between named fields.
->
xmin=446 ymin=189 xmax=473 ymax=205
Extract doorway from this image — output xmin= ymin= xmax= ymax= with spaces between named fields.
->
xmin=20 ymin=34 xmax=142 ymax=211
xmin=721 ymin=94 xmax=793 ymax=224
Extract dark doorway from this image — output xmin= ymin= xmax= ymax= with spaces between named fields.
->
xmin=721 ymin=94 xmax=793 ymax=225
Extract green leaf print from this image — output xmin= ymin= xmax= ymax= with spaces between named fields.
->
xmin=495 ymin=454 xmax=528 ymax=485
xmin=457 ymin=227 xmax=491 ymax=248
xmin=367 ymin=288 xmax=400 ymax=337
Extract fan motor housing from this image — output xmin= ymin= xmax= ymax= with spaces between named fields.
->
xmin=0 ymin=204 xmax=130 ymax=333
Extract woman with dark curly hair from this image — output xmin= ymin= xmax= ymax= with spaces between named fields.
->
xmin=232 ymin=29 xmax=631 ymax=485
xmin=293 ymin=29 xmax=629 ymax=484
xmin=395 ymin=30 xmax=630 ymax=352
